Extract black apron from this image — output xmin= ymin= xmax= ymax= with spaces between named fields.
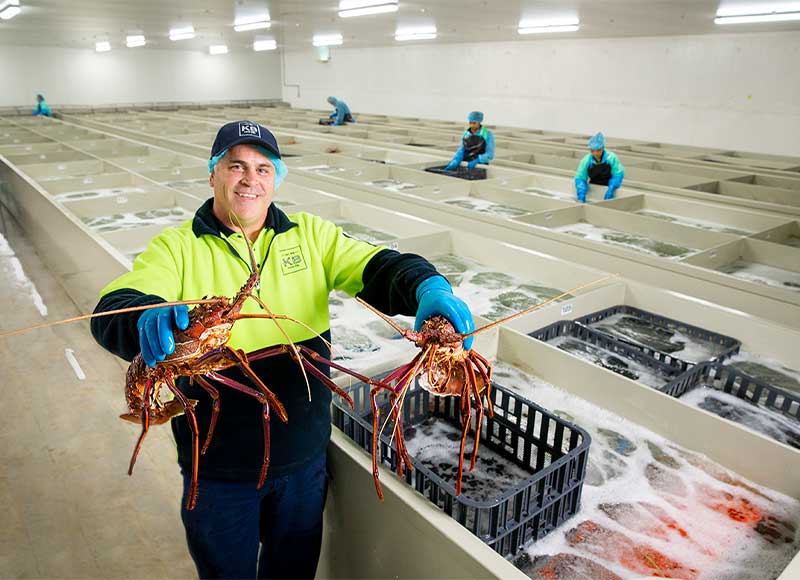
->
xmin=462 ymin=129 xmax=487 ymax=162
xmin=587 ymin=159 xmax=612 ymax=185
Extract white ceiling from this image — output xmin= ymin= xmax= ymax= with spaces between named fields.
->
xmin=0 ymin=0 xmax=799 ymax=52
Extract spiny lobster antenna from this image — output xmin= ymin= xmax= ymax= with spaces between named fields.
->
xmin=228 ymin=212 xmax=258 ymax=275
xmin=354 ymin=297 xmax=407 ymax=335
xmin=227 ymin=212 xmax=314 ymax=400
xmin=0 ymin=298 xmax=218 ymax=339
xmin=461 ymin=274 xmax=617 ymax=338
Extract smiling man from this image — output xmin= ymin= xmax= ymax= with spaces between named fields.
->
xmin=90 ymin=120 xmax=475 ymax=579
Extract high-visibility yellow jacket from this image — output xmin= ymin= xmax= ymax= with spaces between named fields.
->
xmin=92 ymin=199 xmax=437 ymax=480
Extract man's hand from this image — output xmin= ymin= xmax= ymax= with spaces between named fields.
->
xmin=137 ymin=305 xmax=190 ymax=368
xmin=414 ymin=276 xmax=475 ymax=350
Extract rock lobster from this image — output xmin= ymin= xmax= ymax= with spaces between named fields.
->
xmin=357 ymin=274 xmax=614 ymax=500
xmin=1 ymin=226 xmax=388 ymax=510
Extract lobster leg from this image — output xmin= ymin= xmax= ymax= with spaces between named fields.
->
xmin=193 ymin=376 xmax=220 ymax=455
xmin=470 ymin=350 xmax=495 ymax=417
xmin=205 ymin=371 xmax=274 ymax=488
xmin=222 ymin=347 xmax=288 ymax=423
xmin=128 ymin=376 xmax=156 ymax=476
xmin=370 ymin=384 xmax=386 ymax=501
xmin=389 ymin=392 xmax=413 ymax=478
xmin=455 ymin=387 xmax=473 ymax=496
xmin=464 ymin=361 xmax=485 ymax=472
xmin=287 ymin=346 xmax=355 ymax=407
xmin=164 ymin=375 xmax=201 ymax=511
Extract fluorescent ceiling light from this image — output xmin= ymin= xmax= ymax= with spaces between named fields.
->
xmin=209 ymin=44 xmax=228 ymax=55
xmin=169 ymin=26 xmax=195 ymax=41
xmin=95 ymin=41 xmax=111 ymax=52
xmin=716 ymin=2 xmax=800 ymax=16
xmin=518 ymin=17 xmax=579 ymax=34
xmin=339 ymin=0 xmax=398 ymax=18
xmin=395 ymin=32 xmax=436 ymax=41
xmin=715 ymin=10 xmax=800 ymax=24
xmin=313 ymin=34 xmax=343 ymax=46
xmin=126 ymin=35 xmax=146 ymax=48
xmin=518 ymin=24 xmax=579 ymax=34
xmin=234 ymin=14 xmax=271 ymax=31
xmin=253 ymin=39 xmax=277 ymax=51
xmin=0 ymin=0 xmax=21 ymax=20
xmin=395 ymin=26 xmax=437 ymax=41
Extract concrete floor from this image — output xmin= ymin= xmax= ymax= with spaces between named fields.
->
xmin=0 ymin=207 xmax=196 ymax=578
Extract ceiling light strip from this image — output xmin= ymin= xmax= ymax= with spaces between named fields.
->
xmin=714 ymin=11 xmax=800 ymax=24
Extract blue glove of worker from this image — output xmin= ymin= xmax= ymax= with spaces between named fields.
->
xmin=604 ymin=188 xmax=616 ymax=200
xmin=467 ymin=159 xmax=479 ymax=171
xmin=444 ymin=160 xmax=459 ymax=171
xmin=137 ymin=305 xmax=190 ymax=368
xmin=414 ymin=276 xmax=475 ymax=350
xmin=575 ymin=180 xmax=588 ymax=203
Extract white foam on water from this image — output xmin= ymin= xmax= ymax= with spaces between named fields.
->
xmin=429 ymin=253 xmax=569 ymax=321
xmin=82 ymin=207 xmax=194 ymax=233
xmin=592 ymin=312 xmax=731 ymax=363
xmin=333 ymin=221 xmax=397 ymax=245
xmin=297 ymin=164 xmax=347 ymax=174
xmin=365 ymin=179 xmax=421 ymax=192
xmin=552 ymin=221 xmax=698 ymax=259
xmin=489 ymin=361 xmax=800 ymax=580
xmin=636 ymin=210 xmax=751 ymax=235
xmin=717 ymin=261 xmax=800 ymax=292
xmin=679 ymin=387 xmax=800 ymax=449
xmin=512 ymin=186 xmax=570 ymax=199
xmin=443 ymin=196 xmax=531 ymax=218
xmin=724 ymin=351 xmax=800 ymax=393
xmin=402 ymin=418 xmax=533 ymax=503
xmin=548 ymin=335 xmax=674 ymax=390
xmin=52 ymin=186 xmax=147 ymax=202
xmin=328 ymin=291 xmax=417 ymax=376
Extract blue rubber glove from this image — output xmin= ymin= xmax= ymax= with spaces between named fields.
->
xmin=575 ymin=180 xmax=588 ymax=203
xmin=467 ymin=159 xmax=479 ymax=171
xmin=604 ymin=187 xmax=616 ymax=200
xmin=414 ymin=276 xmax=475 ymax=350
xmin=444 ymin=160 xmax=459 ymax=171
xmin=137 ymin=305 xmax=190 ymax=368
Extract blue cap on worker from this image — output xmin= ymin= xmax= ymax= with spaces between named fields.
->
xmin=208 ymin=120 xmax=288 ymax=188
xmin=468 ymin=111 xmax=484 ymax=123
xmin=588 ymin=132 xmax=605 ymax=150
xmin=327 ymin=96 xmax=337 ymax=105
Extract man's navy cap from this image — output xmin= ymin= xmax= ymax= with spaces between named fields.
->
xmin=210 ymin=120 xmax=281 ymax=160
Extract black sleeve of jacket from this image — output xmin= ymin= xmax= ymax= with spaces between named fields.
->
xmin=91 ymin=289 xmax=166 ymax=362
xmin=356 ymin=249 xmax=439 ymax=316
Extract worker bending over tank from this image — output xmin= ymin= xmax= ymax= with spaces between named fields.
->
xmin=574 ymin=132 xmax=625 ymax=202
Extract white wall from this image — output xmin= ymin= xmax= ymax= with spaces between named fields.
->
xmin=282 ymin=32 xmax=800 ymax=156
xmin=0 ymin=44 xmax=282 ymax=107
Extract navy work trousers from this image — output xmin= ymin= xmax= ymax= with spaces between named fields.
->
xmin=180 ymin=453 xmax=328 ymax=579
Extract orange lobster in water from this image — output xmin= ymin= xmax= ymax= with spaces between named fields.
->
xmin=356 ymin=274 xmax=614 ymax=500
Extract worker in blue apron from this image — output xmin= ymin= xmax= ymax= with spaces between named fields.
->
xmin=444 ymin=111 xmax=496 ymax=171
xmin=574 ymin=132 xmax=625 ymax=202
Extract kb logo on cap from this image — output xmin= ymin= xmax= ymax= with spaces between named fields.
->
xmin=238 ymin=122 xmax=261 ymax=138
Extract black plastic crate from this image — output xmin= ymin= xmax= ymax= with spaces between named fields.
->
xmin=665 ymin=363 xmax=800 ymax=422
xmin=425 ymin=164 xmax=487 ymax=180
xmin=332 ymin=371 xmax=591 ymax=558
xmin=574 ymin=305 xmax=741 ymax=366
xmin=530 ymin=320 xmax=702 ymax=395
